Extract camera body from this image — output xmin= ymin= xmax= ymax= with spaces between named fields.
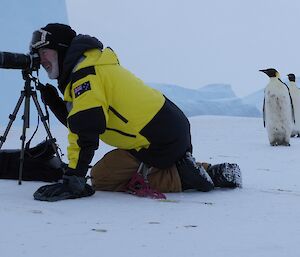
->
xmin=0 ymin=51 xmax=40 ymax=71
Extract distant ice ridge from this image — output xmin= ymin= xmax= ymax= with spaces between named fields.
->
xmin=148 ymin=83 xmax=262 ymax=118
xmin=242 ymin=89 xmax=264 ymax=111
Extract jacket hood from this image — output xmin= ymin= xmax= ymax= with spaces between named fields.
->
xmin=58 ymin=34 xmax=103 ymax=92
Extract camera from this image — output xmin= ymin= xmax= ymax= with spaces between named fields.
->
xmin=0 ymin=51 xmax=40 ymax=71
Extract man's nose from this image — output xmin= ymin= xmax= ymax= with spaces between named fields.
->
xmin=39 ymin=56 xmax=46 ymax=65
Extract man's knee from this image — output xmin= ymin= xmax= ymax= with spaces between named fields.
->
xmin=91 ymin=149 xmax=139 ymax=191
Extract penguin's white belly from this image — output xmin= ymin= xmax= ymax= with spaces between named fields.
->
xmin=265 ymin=90 xmax=292 ymax=144
xmin=290 ymin=88 xmax=300 ymax=133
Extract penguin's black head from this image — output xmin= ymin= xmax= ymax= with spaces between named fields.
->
xmin=287 ymin=73 xmax=296 ymax=82
xmin=259 ymin=68 xmax=279 ymax=78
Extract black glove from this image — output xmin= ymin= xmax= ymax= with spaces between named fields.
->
xmin=37 ymin=83 xmax=61 ymax=106
xmin=37 ymin=83 xmax=68 ymax=126
xmin=33 ymin=175 xmax=95 ymax=202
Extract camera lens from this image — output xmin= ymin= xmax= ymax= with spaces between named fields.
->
xmin=0 ymin=51 xmax=39 ymax=71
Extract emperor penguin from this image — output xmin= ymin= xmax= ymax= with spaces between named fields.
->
xmin=287 ymin=73 xmax=300 ymax=137
xmin=260 ymin=68 xmax=294 ymax=146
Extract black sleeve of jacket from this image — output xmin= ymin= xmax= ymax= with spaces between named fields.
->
xmin=67 ymin=107 xmax=106 ymax=177
xmin=47 ymin=97 xmax=68 ymax=127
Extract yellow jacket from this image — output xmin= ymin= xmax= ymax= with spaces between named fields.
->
xmin=64 ymin=48 xmax=165 ymax=172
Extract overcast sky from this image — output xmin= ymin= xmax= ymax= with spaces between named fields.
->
xmin=66 ymin=0 xmax=300 ymax=96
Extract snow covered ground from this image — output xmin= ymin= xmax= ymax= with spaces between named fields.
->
xmin=1 ymin=115 xmax=300 ymax=257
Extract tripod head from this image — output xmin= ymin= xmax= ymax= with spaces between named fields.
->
xmin=21 ymin=68 xmax=40 ymax=90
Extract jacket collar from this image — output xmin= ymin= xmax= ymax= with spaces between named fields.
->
xmin=58 ymin=34 xmax=103 ymax=93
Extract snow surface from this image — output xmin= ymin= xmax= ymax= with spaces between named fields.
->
xmin=1 ymin=115 xmax=300 ymax=257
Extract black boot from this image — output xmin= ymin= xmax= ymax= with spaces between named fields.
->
xmin=176 ymin=152 xmax=214 ymax=192
xmin=207 ymin=163 xmax=242 ymax=188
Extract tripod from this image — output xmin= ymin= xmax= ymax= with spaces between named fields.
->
xmin=0 ymin=70 xmax=63 ymax=185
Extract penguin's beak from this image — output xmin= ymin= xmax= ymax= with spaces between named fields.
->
xmin=259 ymin=69 xmax=266 ymax=73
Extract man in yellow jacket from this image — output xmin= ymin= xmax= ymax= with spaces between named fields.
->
xmin=31 ymin=23 xmax=241 ymax=201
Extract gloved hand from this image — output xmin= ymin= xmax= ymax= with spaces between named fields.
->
xmin=37 ymin=83 xmax=61 ymax=106
xmin=33 ymin=175 xmax=95 ymax=202
xmin=36 ymin=83 xmax=68 ymax=126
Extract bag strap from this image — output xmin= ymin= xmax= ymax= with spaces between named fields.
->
xmin=125 ymin=163 xmax=166 ymax=200
xmin=25 ymin=117 xmax=40 ymax=151
xmin=25 ymin=139 xmax=56 ymax=159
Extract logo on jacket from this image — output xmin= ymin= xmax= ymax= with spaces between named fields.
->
xmin=74 ymin=81 xmax=91 ymax=98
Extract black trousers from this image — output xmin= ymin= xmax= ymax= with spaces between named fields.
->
xmin=130 ymin=97 xmax=192 ymax=169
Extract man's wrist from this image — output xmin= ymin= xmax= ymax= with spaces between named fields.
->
xmin=63 ymin=175 xmax=86 ymax=193
xmin=65 ymin=166 xmax=88 ymax=177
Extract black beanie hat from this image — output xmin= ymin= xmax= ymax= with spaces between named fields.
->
xmin=40 ymin=23 xmax=76 ymax=51
xmin=31 ymin=23 xmax=77 ymax=79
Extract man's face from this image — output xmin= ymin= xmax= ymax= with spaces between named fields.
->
xmin=38 ymin=48 xmax=59 ymax=79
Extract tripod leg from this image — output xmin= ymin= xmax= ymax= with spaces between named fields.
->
xmin=0 ymin=92 xmax=26 ymax=149
xmin=31 ymin=92 xmax=64 ymax=167
xmin=24 ymin=92 xmax=30 ymax=128
xmin=18 ymin=93 xmax=31 ymax=185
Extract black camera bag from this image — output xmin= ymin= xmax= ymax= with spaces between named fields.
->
xmin=0 ymin=140 xmax=64 ymax=182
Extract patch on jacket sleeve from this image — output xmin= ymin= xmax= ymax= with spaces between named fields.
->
xmin=74 ymin=81 xmax=91 ymax=98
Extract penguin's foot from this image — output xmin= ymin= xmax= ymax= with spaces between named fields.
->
xmin=270 ymin=141 xmax=290 ymax=146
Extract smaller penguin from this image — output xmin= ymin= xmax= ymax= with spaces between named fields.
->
xmin=287 ymin=73 xmax=300 ymax=137
xmin=260 ymin=68 xmax=294 ymax=146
